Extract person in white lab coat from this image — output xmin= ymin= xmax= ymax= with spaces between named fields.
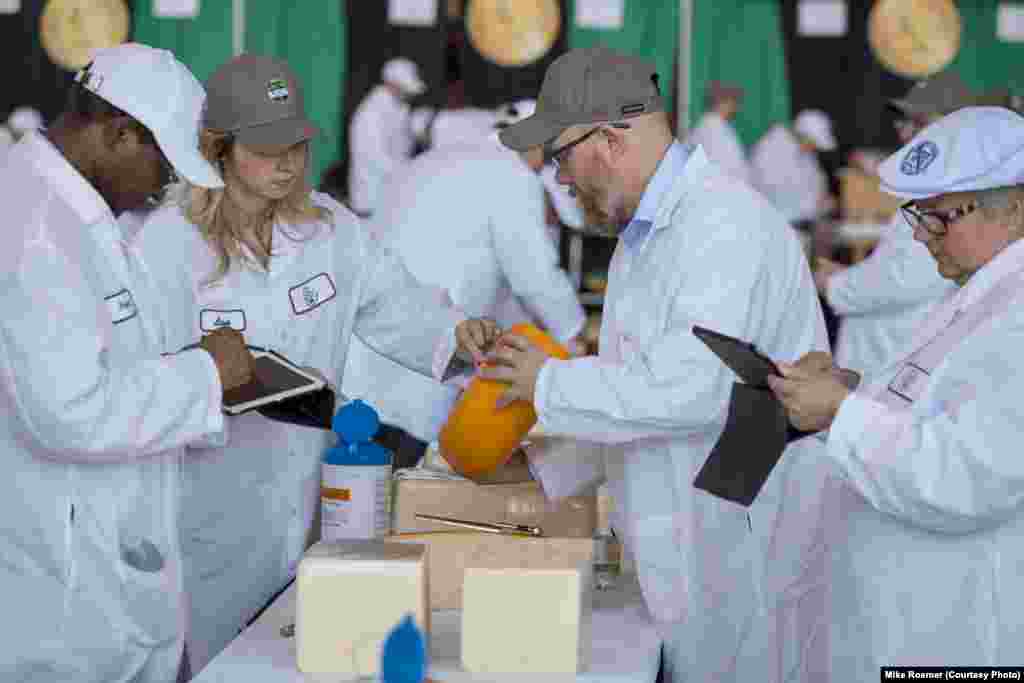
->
xmin=348 ymin=57 xmax=426 ymax=215
xmin=750 ymin=109 xmax=837 ymax=223
xmin=0 ymin=43 xmax=251 ymax=683
xmin=488 ymin=46 xmax=828 ymax=682
xmin=342 ymin=117 xmax=585 ymax=457
xmin=770 ymin=106 xmax=1024 ymax=679
xmin=814 ymin=71 xmax=970 ymax=375
xmin=136 ymin=54 xmax=498 ymax=675
xmin=687 ymin=81 xmax=750 ymax=183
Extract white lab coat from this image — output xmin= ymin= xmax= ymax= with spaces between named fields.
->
xmin=532 ymin=144 xmax=828 ymax=681
xmin=136 ymin=192 xmax=463 ymax=674
xmin=750 ymin=124 xmax=828 ymax=223
xmin=687 ymin=112 xmax=750 ymax=184
xmin=818 ymin=236 xmax=1024 ymax=680
xmin=410 ymin=106 xmax=497 ymax=151
xmin=829 ymin=214 xmax=957 ymax=375
xmin=348 ymin=85 xmax=415 ymax=214
xmin=0 ymin=134 xmax=223 ymax=682
xmin=343 ymin=141 xmax=584 ymax=442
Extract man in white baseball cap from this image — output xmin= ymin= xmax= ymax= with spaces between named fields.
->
xmin=348 ymin=56 xmax=428 ymax=215
xmin=0 ymin=42 xmax=251 ymax=683
xmin=769 ymin=106 xmax=1024 ymax=679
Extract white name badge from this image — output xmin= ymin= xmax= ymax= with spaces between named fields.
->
xmin=888 ymin=363 xmax=930 ymax=403
xmin=289 ymin=273 xmax=337 ymax=315
xmin=200 ymin=309 xmax=247 ymax=332
xmin=105 ymin=289 xmax=138 ymax=324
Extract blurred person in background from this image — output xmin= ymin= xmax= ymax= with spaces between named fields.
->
xmin=687 ymin=81 xmax=750 ymax=183
xmin=7 ymin=105 xmax=44 ymax=140
xmin=348 ymin=57 xmax=426 ymax=216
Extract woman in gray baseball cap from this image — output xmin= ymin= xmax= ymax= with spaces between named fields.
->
xmin=136 ymin=54 xmax=499 ymax=674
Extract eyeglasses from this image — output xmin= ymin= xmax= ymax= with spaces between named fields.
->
xmin=544 ymin=122 xmax=632 ymax=169
xmin=900 ymin=201 xmax=978 ymax=237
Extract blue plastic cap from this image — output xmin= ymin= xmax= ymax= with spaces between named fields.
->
xmin=332 ymin=399 xmax=380 ymax=443
xmin=380 ymin=614 xmax=427 ymax=683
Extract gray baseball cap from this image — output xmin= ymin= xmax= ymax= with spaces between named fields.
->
xmin=499 ymin=46 xmax=664 ymax=152
xmin=889 ymin=69 xmax=973 ymax=118
xmin=204 ymin=54 xmax=319 ymax=150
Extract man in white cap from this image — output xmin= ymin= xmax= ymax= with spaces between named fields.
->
xmin=7 ymin=105 xmax=45 ymax=139
xmin=687 ymin=81 xmax=750 ymax=183
xmin=342 ymin=106 xmax=586 ymax=466
xmin=813 ymin=71 xmax=969 ymax=376
xmin=483 ymin=45 xmax=827 ymax=682
xmin=750 ymin=108 xmax=837 ymax=223
xmin=0 ymin=43 xmax=252 ymax=683
xmin=348 ymin=56 xmax=427 ymax=216
xmin=769 ymin=106 xmax=1024 ymax=679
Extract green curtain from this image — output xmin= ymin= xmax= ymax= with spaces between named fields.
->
xmin=133 ymin=1 xmax=346 ymax=185
xmin=948 ymin=2 xmax=1024 ymax=96
xmin=566 ymin=0 xmax=678 ymax=119
xmin=688 ymin=0 xmax=790 ymax=147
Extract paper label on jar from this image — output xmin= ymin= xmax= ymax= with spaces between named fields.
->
xmin=321 ymin=464 xmax=390 ymax=541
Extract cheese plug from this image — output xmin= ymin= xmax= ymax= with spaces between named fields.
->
xmin=380 ymin=614 xmax=427 ymax=683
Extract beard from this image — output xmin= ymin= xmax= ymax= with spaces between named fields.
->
xmin=574 ymin=183 xmax=627 ymax=238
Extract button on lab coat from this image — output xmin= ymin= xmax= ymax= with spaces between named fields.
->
xmin=819 ymin=237 xmax=1024 ymax=680
xmin=687 ymin=111 xmax=751 ymax=184
xmin=137 ymin=192 xmax=463 ymax=674
xmin=348 ymin=85 xmax=416 ymax=214
xmin=829 ymin=214 xmax=956 ymax=375
xmin=0 ymin=134 xmax=223 ymax=682
xmin=750 ymin=124 xmax=828 ymax=223
xmin=532 ymin=145 xmax=828 ymax=681
xmin=343 ymin=141 xmax=584 ymax=442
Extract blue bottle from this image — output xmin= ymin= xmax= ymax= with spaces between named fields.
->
xmin=320 ymin=399 xmax=393 ymax=541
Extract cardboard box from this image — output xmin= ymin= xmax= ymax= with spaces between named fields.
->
xmin=388 ymin=531 xmax=595 ymax=609
xmin=392 ymin=477 xmax=597 ymax=538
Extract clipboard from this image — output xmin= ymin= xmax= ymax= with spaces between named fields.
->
xmin=692 ymin=325 xmax=780 ymax=388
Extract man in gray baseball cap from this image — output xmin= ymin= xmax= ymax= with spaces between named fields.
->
xmin=488 ymin=45 xmax=829 ymax=682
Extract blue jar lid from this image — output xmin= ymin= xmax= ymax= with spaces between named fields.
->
xmin=332 ymin=399 xmax=380 ymax=444
xmin=380 ymin=614 xmax=427 ymax=683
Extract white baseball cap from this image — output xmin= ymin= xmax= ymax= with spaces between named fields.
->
xmin=382 ymin=57 xmax=426 ymax=96
xmin=496 ymin=99 xmax=537 ymax=126
xmin=78 ymin=43 xmax=223 ymax=188
xmin=794 ymin=109 xmax=837 ymax=151
xmin=7 ymin=107 xmax=44 ymax=134
xmin=879 ymin=106 xmax=1024 ymax=200
xmin=0 ymin=126 xmax=13 ymax=148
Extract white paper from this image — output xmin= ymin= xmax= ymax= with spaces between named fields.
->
xmin=153 ymin=0 xmax=199 ymax=19
xmin=998 ymin=3 xmax=1024 ymax=42
xmin=0 ymin=0 xmax=19 ymax=14
xmin=388 ymin=0 xmax=437 ymax=27
xmin=797 ymin=0 xmax=847 ymax=37
xmin=575 ymin=0 xmax=625 ymax=31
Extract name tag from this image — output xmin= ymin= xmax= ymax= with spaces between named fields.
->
xmin=888 ymin=363 xmax=930 ymax=403
xmin=200 ymin=309 xmax=247 ymax=332
xmin=289 ymin=273 xmax=336 ymax=315
xmin=105 ymin=289 xmax=138 ymax=325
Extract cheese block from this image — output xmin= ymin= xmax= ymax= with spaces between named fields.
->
xmin=296 ymin=541 xmax=429 ymax=677
xmin=461 ymin=566 xmax=592 ymax=674
xmin=388 ymin=532 xmax=594 ymax=609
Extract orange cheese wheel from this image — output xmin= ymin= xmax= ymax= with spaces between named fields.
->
xmin=439 ymin=323 xmax=570 ymax=477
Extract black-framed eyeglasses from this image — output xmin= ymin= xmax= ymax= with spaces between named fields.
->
xmin=544 ymin=122 xmax=632 ymax=169
xmin=900 ymin=201 xmax=978 ymax=237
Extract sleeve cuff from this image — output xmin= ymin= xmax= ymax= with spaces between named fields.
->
xmin=533 ymin=359 xmax=555 ymax=427
xmin=435 ymin=314 xmax=470 ymax=383
xmin=826 ymin=392 xmax=875 ymax=454
xmin=190 ymin=348 xmax=226 ymax=437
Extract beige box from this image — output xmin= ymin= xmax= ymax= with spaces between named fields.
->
xmin=461 ymin=565 xmax=593 ymax=674
xmin=392 ymin=477 xmax=597 ymax=538
xmin=296 ymin=541 xmax=429 ymax=677
xmin=389 ymin=532 xmax=594 ymax=609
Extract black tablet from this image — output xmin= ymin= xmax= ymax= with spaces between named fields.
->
xmin=692 ymin=325 xmax=781 ymax=389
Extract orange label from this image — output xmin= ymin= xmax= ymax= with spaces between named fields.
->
xmin=321 ymin=487 xmax=351 ymax=502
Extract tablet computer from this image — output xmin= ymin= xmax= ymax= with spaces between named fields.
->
xmin=692 ymin=325 xmax=780 ymax=389
xmin=220 ymin=348 xmax=326 ymax=416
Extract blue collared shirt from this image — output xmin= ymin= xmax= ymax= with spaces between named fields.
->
xmin=619 ymin=140 xmax=695 ymax=250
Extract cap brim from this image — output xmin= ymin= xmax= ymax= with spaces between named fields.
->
xmin=153 ymin=124 xmax=223 ymax=189
xmin=498 ymin=113 xmax=568 ymax=152
xmin=235 ymin=117 xmax=321 ymax=153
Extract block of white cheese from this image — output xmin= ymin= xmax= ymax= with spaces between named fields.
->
xmin=461 ymin=565 xmax=592 ymax=674
xmin=296 ymin=540 xmax=429 ymax=677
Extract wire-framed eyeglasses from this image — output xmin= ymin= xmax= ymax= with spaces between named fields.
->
xmin=900 ymin=201 xmax=978 ymax=237
xmin=544 ymin=122 xmax=632 ymax=169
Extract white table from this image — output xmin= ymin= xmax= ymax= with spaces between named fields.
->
xmin=192 ymin=574 xmax=662 ymax=683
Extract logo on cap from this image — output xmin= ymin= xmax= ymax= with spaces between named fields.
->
xmin=901 ymin=141 xmax=939 ymax=176
xmin=267 ymin=78 xmax=289 ymax=102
